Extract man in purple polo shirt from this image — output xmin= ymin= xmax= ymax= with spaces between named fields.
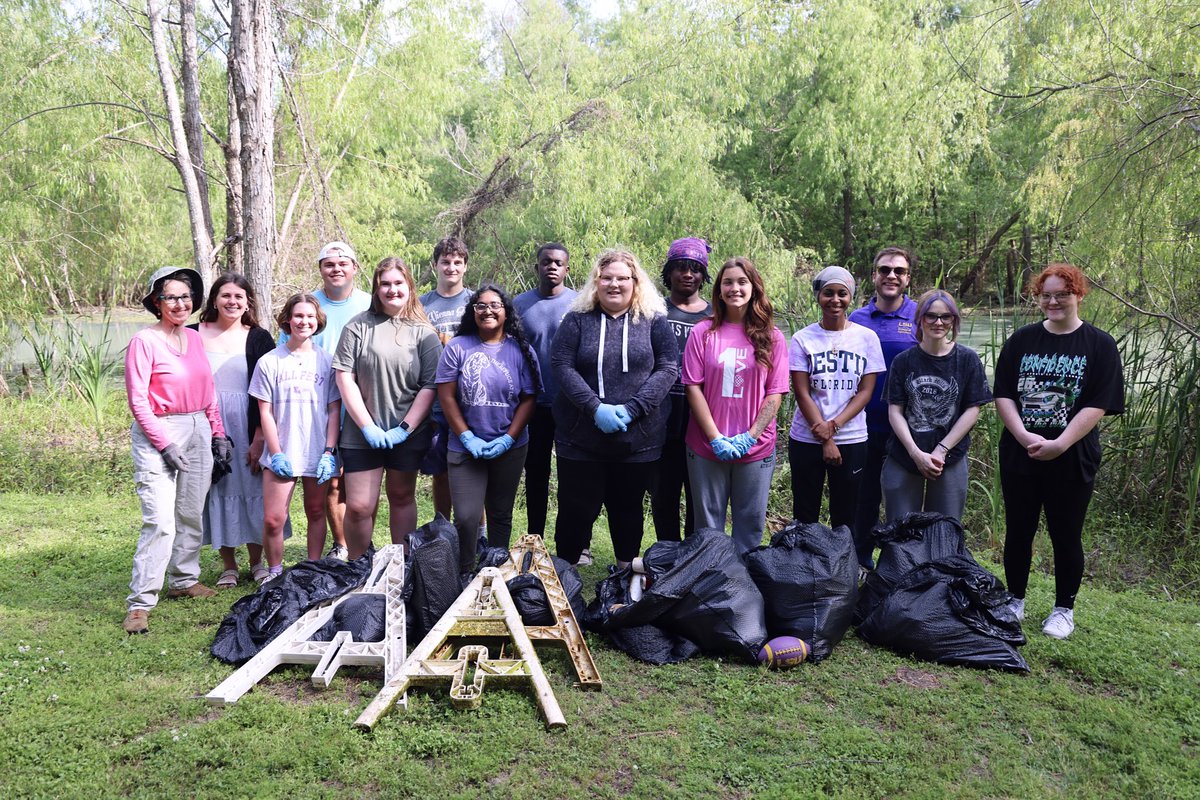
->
xmin=848 ymin=245 xmax=918 ymax=571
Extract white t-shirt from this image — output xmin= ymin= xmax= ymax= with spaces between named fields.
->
xmin=787 ymin=321 xmax=885 ymax=444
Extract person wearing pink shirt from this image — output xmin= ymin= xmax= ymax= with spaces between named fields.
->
xmin=122 ymin=267 xmax=228 ymax=635
xmin=683 ymin=257 xmax=789 ymax=554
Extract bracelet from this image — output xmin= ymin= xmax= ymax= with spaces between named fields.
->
xmin=935 ymin=442 xmax=949 ymax=453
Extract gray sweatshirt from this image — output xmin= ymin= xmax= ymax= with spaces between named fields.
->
xmin=551 ymin=308 xmax=678 ymax=462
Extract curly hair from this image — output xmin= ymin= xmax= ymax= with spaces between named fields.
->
xmin=454 ymin=283 xmax=542 ymax=398
xmin=1030 ymin=262 xmax=1090 ymax=298
xmin=571 ymin=248 xmax=666 ymax=322
xmin=199 ymin=271 xmax=261 ymax=328
xmin=709 ymin=257 xmax=776 ymax=369
xmin=276 ymin=292 xmax=328 ymax=336
xmin=370 ymin=256 xmax=433 ymax=326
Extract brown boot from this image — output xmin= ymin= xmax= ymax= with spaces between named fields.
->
xmin=166 ymin=582 xmax=217 ymax=599
xmin=123 ymin=609 xmax=150 ymax=634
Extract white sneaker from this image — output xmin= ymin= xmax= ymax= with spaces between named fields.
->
xmin=327 ymin=544 xmax=349 ymax=561
xmin=1042 ymin=607 xmax=1075 ymax=639
xmin=577 ymin=548 xmax=594 ymax=566
xmin=1006 ymin=597 xmax=1025 ymax=622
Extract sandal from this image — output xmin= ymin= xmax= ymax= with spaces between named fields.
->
xmin=216 ymin=568 xmax=240 ymax=589
xmin=250 ymin=564 xmax=270 ymax=585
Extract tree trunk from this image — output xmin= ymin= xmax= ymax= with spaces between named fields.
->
xmin=224 ymin=70 xmax=244 ymax=274
xmin=1020 ymin=225 xmax=1033 ymax=297
xmin=1004 ymin=242 xmax=1017 ymax=302
xmin=956 ymin=210 xmax=1020 ymax=299
xmin=180 ymin=0 xmax=213 ymax=246
xmin=840 ymin=185 xmax=854 ymax=265
xmin=147 ymin=0 xmax=214 ymax=284
xmin=229 ymin=0 xmax=277 ymax=315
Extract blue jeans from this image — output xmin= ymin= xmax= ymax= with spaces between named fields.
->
xmin=686 ymin=447 xmax=776 ymax=554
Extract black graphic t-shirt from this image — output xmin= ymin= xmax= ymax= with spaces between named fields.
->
xmin=885 ymin=344 xmax=992 ymax=474
xmin=663 ymin=301 xmax=712 ymax=440
xmin=993 ymin=321 xmax=1124 ymax=482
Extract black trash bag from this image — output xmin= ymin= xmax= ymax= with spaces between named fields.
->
xmin=745 ymin=521 xmax=858 ymax=663
xmin=477 ymin=546 xmax=512 ymax=571
xmin=311 ymin=593 xmax=386 ymax=643
xmin=406 ymin=515 xmax=461 ymax=643
xmin=582 ymin=567 xmax=702 ymax=664
xmin=505 ymin=551 xmax=587 ymax=626
xmin=857 ymin=512 xmax=970 ymax=624
xmin=856 ymin=555 xmax=1029 ymax=672
xmin=586 ymin=529 xmax=768 ymax=662
xmin=211 ymin=552 xmax=374 ymax=665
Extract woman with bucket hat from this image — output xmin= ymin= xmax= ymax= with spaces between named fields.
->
xmin=122 ymin=267 xmax=229 ymax=634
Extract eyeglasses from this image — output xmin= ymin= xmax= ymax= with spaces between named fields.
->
xmin=473 ymin=302 xmax=504 ymax=312
xmin=159 ymin=294 xmax=193 ymax=305
xmin=1038 ymin=292 xmax=1075 ymax=304
xmin=599 ymin=276 xmax=633 ymax=286
xmin=877 ymin=265 xmax=909 ymax=277
xmin=923 ymin=313 xmax=955 ymax=324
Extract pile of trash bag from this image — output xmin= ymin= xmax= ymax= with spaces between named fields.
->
xmin=583 ymin=529 xmax=767 ymax=664
xmin=210 ymin=552 xmax=374 ymax=665
xmin=855 ymin=512 xmax=1028 ymax=672
xmin=405 ymin=515 xmax=463 ymax=642
xmin=744 ymin=521 xmax=858 ymax=663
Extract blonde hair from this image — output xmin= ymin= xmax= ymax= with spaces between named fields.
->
xmin=571 ymin=248 xmax=666 ymax=323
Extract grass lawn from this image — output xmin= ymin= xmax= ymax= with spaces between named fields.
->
xmin=1 ymin=489 xmax=1198 ymax=799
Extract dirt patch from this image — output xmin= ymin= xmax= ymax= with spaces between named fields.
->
xmin=880 ymin=666 xmax=944 ymax=689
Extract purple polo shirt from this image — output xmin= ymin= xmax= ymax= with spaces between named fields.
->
xmin=849 ymin=295 xmax=918 ymax=432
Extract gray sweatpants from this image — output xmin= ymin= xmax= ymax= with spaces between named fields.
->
xmin=686 ymin=447 xmax=776 ymax=554
xmin=448 ymin=444 xmax=527 ymax=571
xmin=880 ymin=454 xmax=969 ymax=522
xmin=127 ymin=412 xmax=214 ymax=611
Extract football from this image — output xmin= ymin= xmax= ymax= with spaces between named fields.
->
xmin=757 ymin=636 xmax=810 ymax=668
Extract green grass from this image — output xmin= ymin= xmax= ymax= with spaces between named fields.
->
xmin=2 ymin=490 xmax=1198 ymax=799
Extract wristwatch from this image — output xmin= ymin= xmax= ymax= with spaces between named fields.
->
xmin=323 ymin=446 xmax=337 ymax=455
xmin=399 ymin=420 xmax=411 ymax=432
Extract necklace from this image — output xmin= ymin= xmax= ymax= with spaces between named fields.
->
xmin=822 ymin=321 xmax=847 ymax=356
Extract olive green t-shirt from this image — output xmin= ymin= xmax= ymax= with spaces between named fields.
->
xmin=332 ymin=311 xmax=443 ymax=449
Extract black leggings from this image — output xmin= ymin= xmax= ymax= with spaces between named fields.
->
xmin=650 ymin=435 xmax=693 ymax=542
xmin=522 ymin=405 xmax=556 ymax=538
xmin=1001 ymin=468 xmax=1094 ymax=609
xmin=554 ymin=457 xmax=655 ymax=564
xmin=788 ymin=438 xmax=868 ymax=532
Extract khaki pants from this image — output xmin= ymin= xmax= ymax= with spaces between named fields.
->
xmin=127 ymin=412 xmax=213 ymax=611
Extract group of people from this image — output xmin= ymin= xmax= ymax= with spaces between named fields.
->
xmin=122 ymin=240 xmax=1123 ymax=644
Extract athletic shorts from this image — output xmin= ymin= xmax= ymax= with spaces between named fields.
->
xmin=342 ymin=425 xmax=433 ymax=473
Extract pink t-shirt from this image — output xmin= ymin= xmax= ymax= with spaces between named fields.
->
xmin=682 ymin=321 xmax=789 ymax=463
xmin=787 ymin=321 xmax=884 ymax=444
xmin=125 ymin=327 xmax=224 ymax=451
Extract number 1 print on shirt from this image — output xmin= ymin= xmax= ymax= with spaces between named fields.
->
xmin=717 ymin=346 xmax=748 ymax=399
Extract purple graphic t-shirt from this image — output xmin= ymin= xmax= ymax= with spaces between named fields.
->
xmin=436 ymin=335 xmax=538 ymax=452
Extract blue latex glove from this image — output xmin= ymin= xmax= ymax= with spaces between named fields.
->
xmin=385 ymin=426 xmax=410 ymax=447
xmin=269 ymin=452 xmax=294 ymax=478
xmin=315 ymin=453 xmax=336 ymax=484
xmin=710 ymin=436 xmax=740 ymax=462
xmin=481 ymin=434 xmax=514 ymax=459
xmin=614 ymin=405 xmax=632 ymax=426
xmin=361 ymin=423 xmax=390 ymax=449
xmin=459 ymin=430 xmax=488 ymax=459
xmin=729 ymin=431 xmax=757 ymax=458
xmin=594 ymin=403 xmax=628 ymax=433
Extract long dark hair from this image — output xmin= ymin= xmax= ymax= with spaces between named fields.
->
xmin=199 ymin=271 xmax=261 ymax=328
xmin=455 ymin=283 xmax=542 ymax=397
xmin=709 ymin=257 xmax=776 ymax=369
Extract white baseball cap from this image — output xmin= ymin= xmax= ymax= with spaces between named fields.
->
xmin=317 ymin=241 xmax=357 ymax=263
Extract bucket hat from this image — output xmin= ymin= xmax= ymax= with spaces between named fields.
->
xmin=142 ymin=266 xmax=204 ymax=315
